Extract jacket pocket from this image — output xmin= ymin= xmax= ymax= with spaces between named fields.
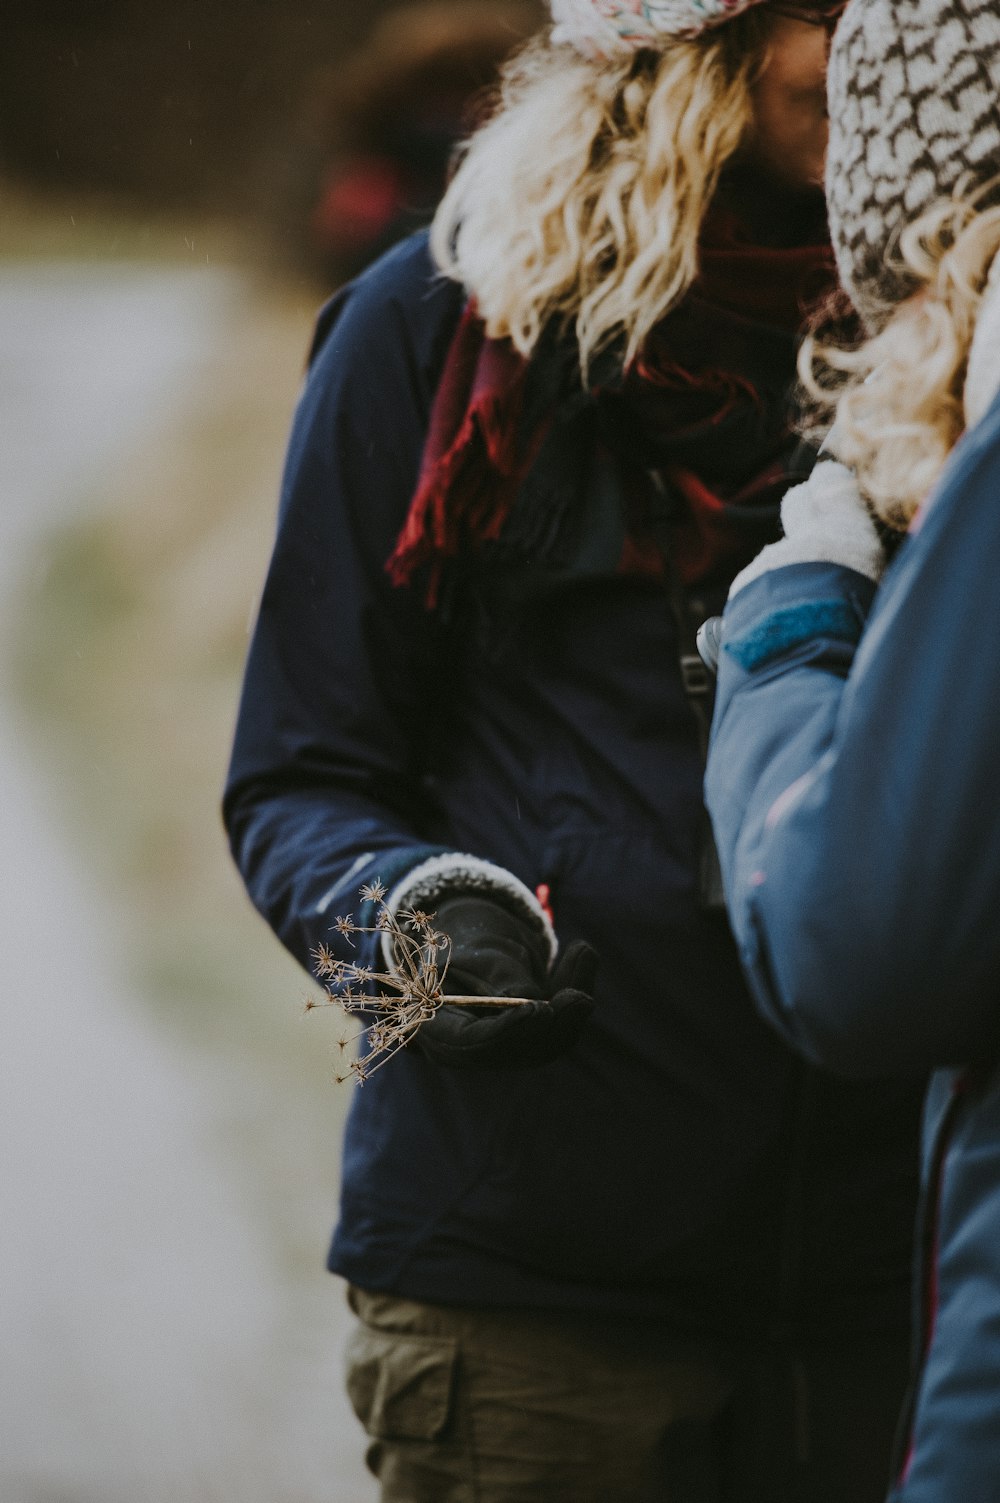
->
xmin=345 ymin=1321 xmax=458 ymax=1441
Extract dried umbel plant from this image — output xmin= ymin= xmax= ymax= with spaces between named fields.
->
xmin=307 ymin=882 xmax=530 ymax=1084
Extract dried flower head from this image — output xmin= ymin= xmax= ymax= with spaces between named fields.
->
xmin=307 ymin=885 xmax=532 ymax=1084
xmin=333 ymin=914 xmax=357 ymax=945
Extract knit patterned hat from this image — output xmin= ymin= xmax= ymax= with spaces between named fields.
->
xmin=826 ymin=0 xmax=1000 ymax=328
xmin=550 ymin=0 xmax=769 ymax=57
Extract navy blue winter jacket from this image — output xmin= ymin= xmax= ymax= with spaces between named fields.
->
xmin=705 ymin=390 xmax=1000 ymax=1493
xmin=224 ymin=232 xmax=920 ymax=1333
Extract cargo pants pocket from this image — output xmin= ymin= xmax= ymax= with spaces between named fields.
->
xmin=345 ymin=1323 xmax=458 ymax=1441
xmin=344 ymin=1313 xmax=472 ymax=1502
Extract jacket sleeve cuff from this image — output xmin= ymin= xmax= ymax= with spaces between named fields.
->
xmin=721 ymin=561 xmax=878 ymax=675
xmin=382 ymin=852 xmax=558 ymax=971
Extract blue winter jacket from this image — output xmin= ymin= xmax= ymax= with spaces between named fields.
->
xmin=223 ymin=232 xmax=920 ymax=1332
xmin=705 ymin=390 xmax=1000 ymax=1495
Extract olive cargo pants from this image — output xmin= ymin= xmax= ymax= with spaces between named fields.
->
xmin=344 ymin=1286 xmax=909 ymax=1503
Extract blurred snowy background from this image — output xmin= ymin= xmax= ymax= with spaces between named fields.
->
xmin=0 ymin=4 xmax=540 ymax=1499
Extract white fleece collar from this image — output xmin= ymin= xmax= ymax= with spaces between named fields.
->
xmin=965 ymin=249 xmax=1000 ymax=432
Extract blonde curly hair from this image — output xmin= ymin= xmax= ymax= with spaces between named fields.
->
xmin=431 ymin=13 xmax=768 ymax=375
xmin=802 ymin=184 xmax=1000 ymax=529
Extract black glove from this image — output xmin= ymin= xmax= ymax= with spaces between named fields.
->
xmin=413 ymin=894 xmax=598 ymax=1070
